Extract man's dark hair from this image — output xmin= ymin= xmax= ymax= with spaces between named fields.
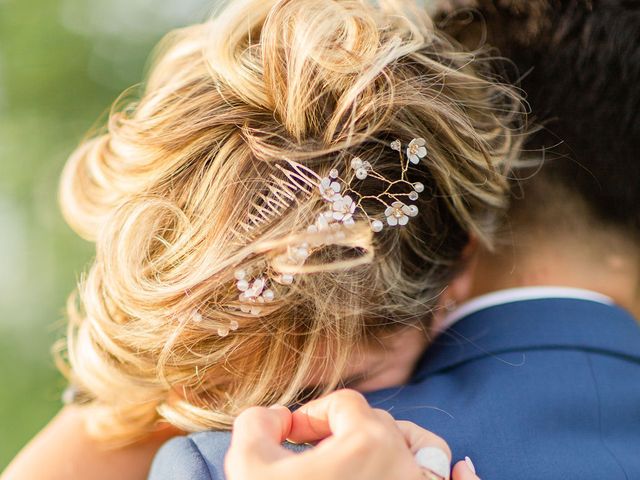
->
xmin=439 ymin=0 xmax=640 ymax=233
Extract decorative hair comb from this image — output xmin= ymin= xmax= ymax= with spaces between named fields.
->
xmin=208 ymin=138 xmax=428 ymax=336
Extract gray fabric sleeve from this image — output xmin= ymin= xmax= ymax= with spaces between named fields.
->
xmin=148 ymin=436 xmax=214 ymax=480
xmin=149 ymin=431 xmax=311 ymax=480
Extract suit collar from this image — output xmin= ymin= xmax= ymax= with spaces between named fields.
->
xmin=439 ymin=286 xmax=614 ymax=332
xmin=414 ymin=298 xmax=640 ymax=381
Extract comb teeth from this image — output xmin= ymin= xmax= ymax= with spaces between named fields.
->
xmin=241 ymin=160 xmax=322 ymax=236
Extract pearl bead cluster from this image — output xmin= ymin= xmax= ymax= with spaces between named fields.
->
xmin=234 ymin=269 xmax=275 ymax=315
xmin=351 ymin=157 xmax=372 ymax=180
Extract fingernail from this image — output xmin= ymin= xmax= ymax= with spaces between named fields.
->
xmin=465 ymin=456 xmax=476 ymax=474
xmin=268 ymin=404 xmax=288 ymax=411
xmin=415 ymin=447 xmax=451 ymax=479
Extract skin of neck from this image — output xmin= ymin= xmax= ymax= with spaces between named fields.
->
xmin=462 ymin=221 xmax=640 ymax=319
xmin=338 ymin=211 xmax=640 ymax=393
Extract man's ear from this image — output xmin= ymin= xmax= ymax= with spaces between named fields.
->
xmin=432 ymin=237 xmax=480 ymax=330
xmin=448 ymin=236 xmax=480 ymax=305
xmin=462 ymin=235 xmax=479 ymax=260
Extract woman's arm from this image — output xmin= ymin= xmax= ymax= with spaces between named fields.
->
xmin=1 ymin=406 xmax=181 ymax=480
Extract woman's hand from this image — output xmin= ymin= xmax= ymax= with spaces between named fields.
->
xmin=225 ymin=389 xmax=479 ymax=480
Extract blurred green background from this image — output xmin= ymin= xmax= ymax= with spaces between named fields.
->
xmin=0 ymin=0 xmax=212 ymax=469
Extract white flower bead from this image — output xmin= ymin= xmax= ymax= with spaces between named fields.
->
xmin=331 ymin=194 xmax=356 ymax=223
xmin=407 ymin=205 xmax=419 ymax=217
xmin=413 ymin=182 xmax=425 ymax=193
xmin=409 ymin=191 xmax=419 ymax=201
xmin=407 ymin=138 xmax=427 ymax=164
xmin=236 ymin=279 xmax=249 ymax=291
xmin=319 ymin=177 xmax=341 ymax=200
xmin=385 ymin=201 xmax=410 ymax=226
xmin=355 ymin=167 xmax=368 ymax=180
xmin=329 ymin=168 xmax=339 ymax=179
xmin=234 ymin=269 xmax=246 ymax=280
xmin=390 ymin=139 xmax=401 ymax=151
xmin=218 ymin=326 xmax=230 ymax=337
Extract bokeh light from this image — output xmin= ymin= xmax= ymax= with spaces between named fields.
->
xmin=0 ymin=0 xmax=211 ymax=467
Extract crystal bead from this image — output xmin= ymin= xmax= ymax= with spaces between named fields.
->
xmin=356 ymin=168 xmax=368 ymax=180
xmin=263 ymin=289 xmax=275 ymax=301
xmin=351 ymin=157 xmax=363 ymax=170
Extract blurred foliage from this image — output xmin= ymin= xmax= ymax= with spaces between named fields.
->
xmin=0 ymin=0 xmax=211 ymax=468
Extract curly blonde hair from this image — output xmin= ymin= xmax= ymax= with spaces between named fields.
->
xmin=56 ymin=0 xmax=524 ymax=442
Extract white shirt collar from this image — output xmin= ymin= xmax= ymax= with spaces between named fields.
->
xmin=440 ymin=286 xmax=615 ymax=332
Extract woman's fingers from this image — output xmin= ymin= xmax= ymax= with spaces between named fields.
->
xmin=232 ymin=405 xmax=292 ymax=447
xmin=288 ymin=389 xmax=375 ymax=443
xmin=287 ymin=390 xmax=456 ymax=480
xmin=226 ymin=405 xmax=294 ymax=477
xmin=284 ymin=390 xmax=419 ymax=479
xmin=452 ymin=458 xmax=481 ymax=480
xmin=288 ymin=390 xmax=454 ymax=479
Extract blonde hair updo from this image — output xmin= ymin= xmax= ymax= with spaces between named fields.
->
xmin=57 ymin=0 xmax=524 ymax=441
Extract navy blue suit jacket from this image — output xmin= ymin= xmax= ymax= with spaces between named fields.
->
xmin=148 ymin=298 xmax=640 ymax=479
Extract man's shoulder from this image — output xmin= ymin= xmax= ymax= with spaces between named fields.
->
xmin=148 ymin=430 xmax=308 ymax=480
xmin=148 ymin=431 xmax=232 ymax=480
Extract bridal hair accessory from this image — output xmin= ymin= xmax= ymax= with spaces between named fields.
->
xmin=212 ymin=138 xmax=428 ymax=334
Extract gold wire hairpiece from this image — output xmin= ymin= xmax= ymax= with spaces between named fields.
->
xmin=208 ymin=137 xmax=428 ymax=336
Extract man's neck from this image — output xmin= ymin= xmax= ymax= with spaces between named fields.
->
xmin=468 ymin=227 xmax=640 ymax=319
